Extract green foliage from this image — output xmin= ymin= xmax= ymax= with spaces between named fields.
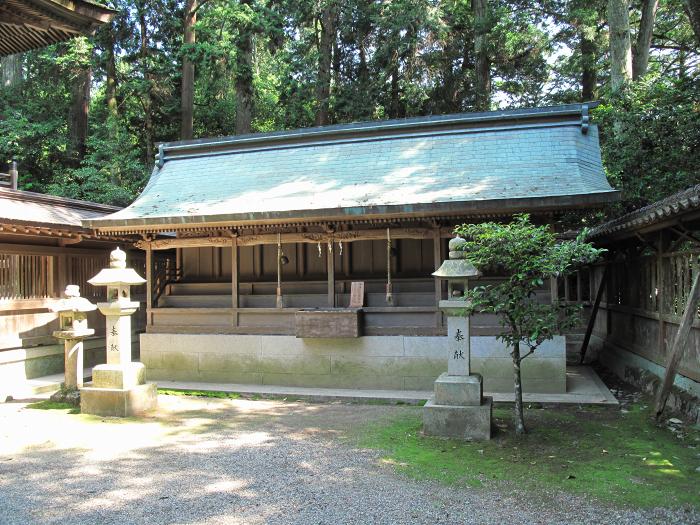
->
xmin=594 ymin=76 xmax=700 ymax=211
xmin=454 ymin=214 xmax=604 ymax=353
xmin=356 ymin=403 xmax=700 ymax=508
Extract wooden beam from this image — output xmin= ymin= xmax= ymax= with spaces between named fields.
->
xmin=579 ymin=264 xmax=608 ymax=364
xmin=327 ymin=242 xmax=335 ymax=307
xmin=135 ymin=228 xmax=438 ymax=250
xmin=654 ymin=269 xmax=700 ymax=419
xmin=433 ymin=227 xmax=442 ymax=327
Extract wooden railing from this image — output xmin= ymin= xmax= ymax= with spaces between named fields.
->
xmin=152 ymin=254 xmax=180 ymax=306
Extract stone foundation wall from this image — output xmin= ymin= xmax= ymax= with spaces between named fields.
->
xmin=141 ymin=334 xmax=566 ymax=393
xmin=597 ymin=336 xmax=700 ymax=424
xmin=0 ymin=334 xmax=141 ymax=401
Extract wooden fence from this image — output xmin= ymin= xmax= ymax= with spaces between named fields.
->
xmin=593 ymin=249 xmax=700 ymax=383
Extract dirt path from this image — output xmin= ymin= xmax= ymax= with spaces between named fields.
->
xmin=0 ymin=396 xmax=693 ymax=524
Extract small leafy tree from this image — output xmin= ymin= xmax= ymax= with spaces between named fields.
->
xmin=454 ymin=214 xmax=604 ymax=434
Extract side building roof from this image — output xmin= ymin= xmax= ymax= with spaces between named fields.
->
xmin=85 ymin=103 xmax=619 ymax=233
xmin=0 ymin=187 xmax=120 ymax=232
xmin=589 ymin=184 xmax=700 ymax=240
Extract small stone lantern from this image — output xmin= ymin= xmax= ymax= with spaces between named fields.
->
xmin=423 ymin=236 xmax=492 ymax=440
xmin=80 ymin=247 xmax=157 ymax=416
xmin=50 ymin=285 xmax=96 ymax=389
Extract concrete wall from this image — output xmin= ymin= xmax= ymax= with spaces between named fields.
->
xmin=141 ymin=333 xmax=566 ymax=393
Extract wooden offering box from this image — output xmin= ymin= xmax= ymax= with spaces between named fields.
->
xmin=295 ymin=308 xmax=362 ymax=338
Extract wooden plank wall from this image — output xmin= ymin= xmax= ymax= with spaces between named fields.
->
xmin=591 ymin=251 xmax=700 ymax=383
xmin=181 ymin=238 xmax=436 ymax=282
xmin=0 ymin=246 xmax=146 ymax=351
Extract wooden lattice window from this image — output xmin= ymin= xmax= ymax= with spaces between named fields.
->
xmin=0 ymin=253 xmax=53 ymax=300
xmin=66 ymin=255 xmax=109 ymax=300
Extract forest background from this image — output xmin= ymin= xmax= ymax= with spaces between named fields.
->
xmin=0 ymin=0 xmax=698 ymax=224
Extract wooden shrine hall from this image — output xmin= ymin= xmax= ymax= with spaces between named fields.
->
xmin=85 ymin=104 xmax=619 ymax=392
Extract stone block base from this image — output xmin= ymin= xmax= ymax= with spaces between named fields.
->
xmin=92 ymin=362 xmax=146 ymax=389
xmin=423 ymin=396 xmax=492 ymax=441
xmin=433 ymin=373 xmax=482 ymax=406
xmin=80 ymin=383 xmax=157 ymax=417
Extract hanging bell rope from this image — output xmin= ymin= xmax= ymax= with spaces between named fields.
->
xmin=386 ymin=227 xmax=393 ymax=305
xmin=276 ymin=233 xmax=283 ymax=308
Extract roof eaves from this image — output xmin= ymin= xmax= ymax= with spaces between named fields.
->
xmin=589 ymin=184 xmax=700 ymax=239
xmin=85 ymin=190 xmax=620 ymax=232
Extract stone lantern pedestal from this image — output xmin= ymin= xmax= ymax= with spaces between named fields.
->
xmin=50 ymin=285 xmax=96 ymax=390
xmin=80 ymin=248 xmax=157 ymax=417
xmin=423 ymin=237 xmax=492 ymax=440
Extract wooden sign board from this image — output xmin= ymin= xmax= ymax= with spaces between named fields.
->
xmin=349 ymin=281 xmax=365 ymax=308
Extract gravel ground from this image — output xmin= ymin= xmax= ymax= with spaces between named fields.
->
xmin=0 ymin=395 xmax=697 ymax=525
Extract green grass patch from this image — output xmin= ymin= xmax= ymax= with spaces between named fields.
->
xmin=357 ymin=404 xmax=700 ymax=509
xmin=158 ymin=388 xmax=242 ymax=400
xmin=26 ymin=400 xmax=79 ymax=414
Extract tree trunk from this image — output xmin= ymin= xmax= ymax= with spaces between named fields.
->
xmin=632 ymin=0 xmax=658 ymax=80
xmin=685 ymin=0 xmax=700 ymax=45
xmin=105 ymin=24 xmax=119 ymax=185
xmin=607 ymin=0 xmax=632 ymax=91
xmin=315 ymin=1 xmax=336 ymax=126
xmin=69 ymin=65 xmax=91 ymax=162
xmin=512 ymin=340 xmax=527 ymax=434
xmin=139 ymin=8 xmax=154 ymax=165
xmin=234 ymin=2 xmax=254 ymax=135
xmin=1 ymin=54 xmax=23 ymax=89
xmin=473 ymin=0 xmax=490 ymax=110
xmin=105 ymin=28 xmax=118 ymax=121
xmin=181 ymin=0 xmax=197 ymax=140
xmin=580 ymin=26 xmax=598 ymax=101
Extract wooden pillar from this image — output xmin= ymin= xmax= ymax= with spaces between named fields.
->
xmin=433 ymin=227 xmax=442 ymax=327
xmin=145 ymin=246 xmax=153 ymax=326
xmin=231 ymin=237 xmax=239 ymax=326
xmin=56 ymin=254 xmax=67 ymax=297
xmin=276 ymin=236 xmax=283 ymax=308
xmin=657 ymin=230 xmax=666 ymax=359
xmin=327 ymin=241 xmax=335 ymax=307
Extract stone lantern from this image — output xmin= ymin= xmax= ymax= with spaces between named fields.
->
xmin=80 ymin=247 xmax=157 ymax=416
xmin=423 ymin=236 xmax=492 ymax=440
xmin=50 ymin=285 xmax=96 ymax=389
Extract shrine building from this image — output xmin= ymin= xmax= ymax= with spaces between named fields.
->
xmin=84 ymin=103 xmax=618 ymax=393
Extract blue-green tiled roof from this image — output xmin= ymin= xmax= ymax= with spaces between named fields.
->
xmin=86 ymin=104 xmax=618 ymax=231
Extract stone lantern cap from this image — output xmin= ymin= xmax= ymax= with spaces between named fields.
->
xmin=88 ymin=247 xmax=146 ymax=286
xmin=50 ymin=285 xmax=97 ymax=313
xmin=432 ymin=236 xmax=481 ymax=279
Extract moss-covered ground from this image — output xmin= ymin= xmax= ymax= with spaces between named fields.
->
xmin=356 ymin=402 xmax=699 ymax=508
xmin=27 ymin=400 xmax=79 ymax=413
xmin=158 ymin=388 xmax=243 ymax=400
